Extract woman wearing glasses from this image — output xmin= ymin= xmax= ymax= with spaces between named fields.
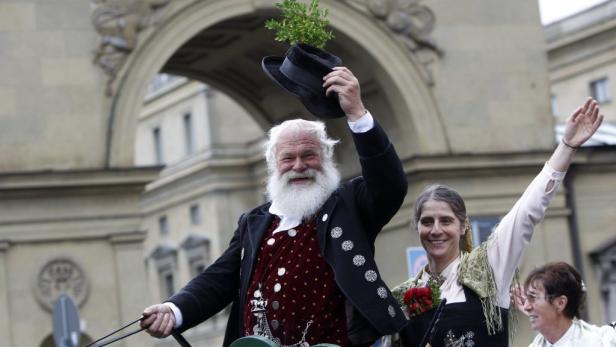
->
xmin=514 ymin=262 xmax=616 ymax=346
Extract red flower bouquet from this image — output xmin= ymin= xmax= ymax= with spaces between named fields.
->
xmin=403 ymin=277 xmax=442 ymax=317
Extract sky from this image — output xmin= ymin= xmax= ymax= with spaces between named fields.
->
xmin=539 ymin=0 xmax=608 ymax=24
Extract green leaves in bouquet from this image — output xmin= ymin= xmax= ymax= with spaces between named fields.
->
xmin=264 ymin=0 xmax=334 ymax=49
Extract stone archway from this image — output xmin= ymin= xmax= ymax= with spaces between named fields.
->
xmin=106 ymin=0 xmax=449 ymax=168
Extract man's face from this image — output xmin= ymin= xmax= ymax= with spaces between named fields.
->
xmin=275 ymin=131 xmax=323 ymax=184
xmin=267 ymin=130 xmax=340 ymax=220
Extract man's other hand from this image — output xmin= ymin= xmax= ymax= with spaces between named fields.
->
xmin=140 ymin=304 xmax=176 ymax=338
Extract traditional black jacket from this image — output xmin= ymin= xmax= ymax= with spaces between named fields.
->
xmin=168 ymin=121 xmax=408 ymax=346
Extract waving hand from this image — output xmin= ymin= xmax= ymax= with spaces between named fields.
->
xmin=548 ymin=97 xmax=604 ymax=172
xmin=562 ymin=97 xmax=604 ymax=148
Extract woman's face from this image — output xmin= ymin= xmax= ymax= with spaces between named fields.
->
xmin=417 ymin=199 xmax=465 ymax=267
xmin=522 ymin=281 xmax=562 ymax=334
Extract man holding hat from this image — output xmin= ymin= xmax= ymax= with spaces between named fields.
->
xmin=141 ymin=46 xmax=408 ymax=347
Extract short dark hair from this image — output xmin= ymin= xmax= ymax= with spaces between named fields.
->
xmin=524 ymin=262 xmax=584 ymax=319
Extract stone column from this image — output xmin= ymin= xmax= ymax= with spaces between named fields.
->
xmin=110 ymin=232 xmax=149 ymax=347
xmin=0 ymin=241 xmax=13 ymax=346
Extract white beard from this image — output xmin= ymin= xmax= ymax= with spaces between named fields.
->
xmin=267 ymin=161 xmax=341 ymax=221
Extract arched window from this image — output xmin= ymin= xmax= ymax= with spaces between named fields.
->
xmin=591 ymin=237 xmax=616 ymax=323
xmin=150 ymin=244 xmax=178 ymax=300
xmin=181 ymin=234 xmax=211 ymax=278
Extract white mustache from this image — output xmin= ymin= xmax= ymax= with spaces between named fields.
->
xmin=267 ymin=161 xmax=340 ymax=221
xmin=282 ymin=170 xmax=317 ymax=183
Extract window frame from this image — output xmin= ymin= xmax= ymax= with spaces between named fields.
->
xmin=590 ymin=77 xmax=611 ymax=104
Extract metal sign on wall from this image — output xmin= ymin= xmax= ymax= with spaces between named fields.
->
xmin=52 ymin=294 xmax=81 ymax=347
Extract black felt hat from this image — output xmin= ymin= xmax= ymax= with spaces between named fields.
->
xmin=262 ymin=43 xmax=345 ymax=119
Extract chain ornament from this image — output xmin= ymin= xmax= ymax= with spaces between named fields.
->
xmin=250 ymin=284 xmax=314 ymax=347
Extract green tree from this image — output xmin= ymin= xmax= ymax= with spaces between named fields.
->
xmin=265 ymin=0 xmax=334 ymax=49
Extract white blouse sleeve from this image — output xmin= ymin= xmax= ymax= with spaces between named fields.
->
xmin=487 ymin=163 xmax=567 ymax=307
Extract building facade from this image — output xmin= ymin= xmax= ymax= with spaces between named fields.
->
xmin=545 ymin=0 xmax=616 ymax=325
xmin=0 ymin=0 xmax=615 ymax=346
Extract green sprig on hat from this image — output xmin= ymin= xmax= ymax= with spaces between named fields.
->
xmin=265 ymin=0 xmax=335 ymax=49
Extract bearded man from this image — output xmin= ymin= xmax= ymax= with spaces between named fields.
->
xmin=141 ymin=66 xmax=408 ymax=346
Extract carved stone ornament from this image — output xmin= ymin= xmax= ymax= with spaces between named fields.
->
xmin=349 ymin=0 xmax=442 ymax=83
xmin=365 ymin=0 xmax=439 ymax=49
xmin=90 ymin=0 xmax=172 ymax=96
xmin=33 ymin=258 xmax=89 ymax=312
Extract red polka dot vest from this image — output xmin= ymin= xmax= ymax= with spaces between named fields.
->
xmin=243 ymin=217 xmax=349 ymax=346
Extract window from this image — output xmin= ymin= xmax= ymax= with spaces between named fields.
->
xmin=189 ymin=204 xmax=201 ymax=225
xmin=590 ymin=77 xmax=611 ymax=104
xmin=550 ymin=94 xmax=558 ymax=116
xmin=145 ymin=73 xmax=187 ymax=99
xmin=590 ymin=238 xmax=616 ymax=322
xmin=181 ymin=235 xmax=211 ymax=278
xmin=164 ymin=273 xmax=175 ymax=297
xmin=152 ymin=127 xmax=163 ymax=164
xmin=194 ymin=263 xmax=206 ymax=275
xmin=470 ymin=216 xmax=500 ymax=245
xmin=189 ymin=258 xmax=207 ymax=278
xmin=183 ymin=113 xmax=194 ymax=155
xmin=150 ymin=245 xmax=178 ymax=300
xmin=158 ymin=216 xmax=169 ymax=236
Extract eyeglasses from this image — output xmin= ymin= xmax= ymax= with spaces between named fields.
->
xmin=522 ymin=293 xmax=554 ymax=304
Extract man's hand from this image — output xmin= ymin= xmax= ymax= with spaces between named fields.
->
xmin=323 ymin=66 xmax=366 ymax=121
xmin=563 ymin=97 xmax=604 ymax=147
xmin=140 ymin=304 xmax=176 ymax=338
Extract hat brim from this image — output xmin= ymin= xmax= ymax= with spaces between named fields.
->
xmin=262 ymin=56 xmax=345 ymax=119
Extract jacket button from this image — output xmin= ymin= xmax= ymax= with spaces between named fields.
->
xmin=322 ymin=214 xmax=328 ymax=221
xmin=331 ymin=227 xmax=343 ymax=238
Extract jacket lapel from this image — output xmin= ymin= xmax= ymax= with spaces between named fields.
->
xmin=246 ymin=213 xmax=273 ymax=260
xmin=239 ymin=210 xmax=274 ymax=323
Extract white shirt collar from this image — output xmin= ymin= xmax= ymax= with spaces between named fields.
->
xmin=544 ymin=320 xmax=576 ymax=346
xmin=268 ymin=203 xmax=302 ymax=234
xmin=419 ymin=257 xmax=460 ymax=282
xmin=417 ymin=256 xmax=463 ymax=302
xmin=440 ymin=257 xmax=460 ymax=280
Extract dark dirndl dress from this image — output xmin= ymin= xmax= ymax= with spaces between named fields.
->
xmin=399 ymin=286 xmax=508 ymax=347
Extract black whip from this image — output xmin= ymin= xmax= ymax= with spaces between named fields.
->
xmin=84 ymin=316 xmax=145 ymax=347
xmin=84 ymin=316 xmax=192 ymax=347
